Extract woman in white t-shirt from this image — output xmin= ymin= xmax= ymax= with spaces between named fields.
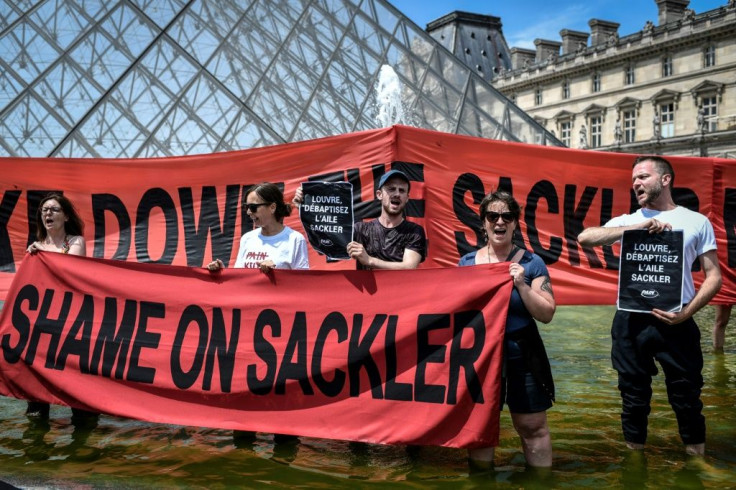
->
xmin=207 ymin=182 xmax=309 ymax=272
xmin=206 ymin=183 xmax=308 ymax=444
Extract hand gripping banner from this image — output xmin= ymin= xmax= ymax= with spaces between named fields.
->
xmin=0 ymin=252 xmax=512 ymax=449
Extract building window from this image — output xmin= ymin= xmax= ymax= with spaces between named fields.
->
xmin=623 ymin=110 xmax=636 ymax=143
xmin=702 ymin=96 xmax=717 ymax=132
xmin=592 ymin=73 xmax=601 ymax=93
xmin=560 ymin=120 xmax=571 ymax=146
xmin=625 ymin=65 xmax=635 ymax=85
xmin=660 ymin=103 xmax=674 ymax=138
xmin=662 ymin=55 xmax=673 ymax=77
xmin=562 ymin=80 xmax=570 ymax=99
xmin=704 ymin=45 xmax=716 ymax=67
xmin=589 ymin=115 xmax=602 ymax=148
xmin=535 ymin=87 xmax=543 ymax=105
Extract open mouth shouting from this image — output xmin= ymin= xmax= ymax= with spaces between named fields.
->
xmin=389 ymin=196 xmax=403 ymax=210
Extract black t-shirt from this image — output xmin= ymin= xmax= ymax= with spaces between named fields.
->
xmin=353 ymin=219 xmax=427 ymax=269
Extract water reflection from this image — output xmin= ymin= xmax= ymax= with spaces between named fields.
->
xmin=1 ymin=306 xmax=734 ymax=487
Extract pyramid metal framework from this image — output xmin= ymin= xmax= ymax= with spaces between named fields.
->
xmin=0 ymin=0 xmax=562 ymax=158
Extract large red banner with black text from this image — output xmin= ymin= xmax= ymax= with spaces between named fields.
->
xmin=1 ymin=125 xmax=734 ymax=303
xmin=0 ymin=252 xmax=511 ymax=448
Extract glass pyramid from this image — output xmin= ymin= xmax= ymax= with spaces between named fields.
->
xmin=0 ymin=0 xmax=561 ymax=158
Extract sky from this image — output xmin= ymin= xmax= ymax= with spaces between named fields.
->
xmin=389 ymin=0 xmax=728 ymax=49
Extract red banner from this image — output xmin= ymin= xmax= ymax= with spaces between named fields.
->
xmin=1 ymin=125 xmax=734 ymax=303
xmin=0 ymin=252 xmax=511 ymax=449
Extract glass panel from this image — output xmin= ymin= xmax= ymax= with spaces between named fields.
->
xmin=350 ymin=12 xmax=387 ymax=57
xmin=0 ymin=0 xmax=31 ymax=30
xmin=54 ymin=133 xmax=97 ymax=157
xmin=29 ymin=0 xmax=102 ymax=51
xmin=0 ymin=93 xmax=68 ymax=156
xmin=0 ymin=0 xmax=561 ymax=157
xmin=468 ymin=78 xmax=505 ymax=123
xmin=660 ymin=103 xmax=674 ymax=138
xmin=624 ymin=110 xmax=636 ymax=143
xmin=218 ymin=108 xmax=281 ymax=151
xmin=420 ymin=71 xmax=462 ymax=118
xmin=33 ymin=59 xmax=101 ymax=126
xmin=0 ymin=69 xmax=25 ymax=114
xmin=130 ymin=0 xmax=187 ymax=29
xmin=73 ymin=101 xmax=149 ymax=157
xmin=362 ymin=0 xmax=398 ymax=37
xmin=2 ymin=20 xmax=59 ymax=81
xmin=168 ymin=5 xmax=223 ymax=65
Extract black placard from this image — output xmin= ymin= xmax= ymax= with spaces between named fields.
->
xmin=299 ymin=182 xmax=353 ymax=260
xmin=618 ymin=230 xmax=684 ymax=312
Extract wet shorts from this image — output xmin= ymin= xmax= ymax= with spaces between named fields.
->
xmin=501 ymin=341 xmax=554 ymax=414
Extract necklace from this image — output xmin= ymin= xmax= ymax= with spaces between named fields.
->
xmin=47 ymin=235 xmax=70 ymax=253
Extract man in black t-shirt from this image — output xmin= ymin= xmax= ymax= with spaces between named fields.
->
xmin=347 ymin=170 xmax=427 ymax=270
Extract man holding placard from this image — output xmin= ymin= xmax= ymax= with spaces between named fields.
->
xmin=578 ymin=155 xmax=722 ymax=456
xmin=347 ymin=169 xmax=426 ymax=270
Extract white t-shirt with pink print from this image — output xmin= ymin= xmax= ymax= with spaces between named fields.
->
xmin=233 ymin=225 xmax=309 ymax=270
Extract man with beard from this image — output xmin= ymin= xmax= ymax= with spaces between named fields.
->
xmin=578 ymin=155 xmax=722 ymax=456
xmin=347 ymin=169 xmax=426 ymax=270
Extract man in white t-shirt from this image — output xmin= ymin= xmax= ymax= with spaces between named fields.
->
xmin=578 ymin=155 xmax=722 ymax=456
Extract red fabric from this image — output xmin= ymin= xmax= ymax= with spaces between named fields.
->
xmin=0 ymin=252 xmax=511 ymax=449
xmin=1 ymin=125 xmax=734 ymax=303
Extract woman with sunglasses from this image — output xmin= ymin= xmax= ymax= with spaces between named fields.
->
xmin=26 ymin=193 xmax=98 ymax=424
xmin=458 ymin=190 xmax=556 ymax=470
xmin=207 ymin=183 xmax=309 ymax=273
xmin=207 ymin=183 xmax=307 ymax=444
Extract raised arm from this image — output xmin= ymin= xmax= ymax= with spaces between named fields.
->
xmin=577 ymin=218 xmax=672 ymax=247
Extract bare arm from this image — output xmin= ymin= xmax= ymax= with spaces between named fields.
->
xmin=512 ymin=266 xmax=556 ymax=323
xmin=67 ymin=236 xmax=87 ymax=256
xmin=347 ymin=241 xmax=422 ymax=270
xmin=577 ymin=218 xmax=671 ymax=247
xmin=652 ymin=249 xmax=722 ymax=325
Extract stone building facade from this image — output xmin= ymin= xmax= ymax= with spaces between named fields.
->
xmin=429 ymin=0 xmax=736 ymax=157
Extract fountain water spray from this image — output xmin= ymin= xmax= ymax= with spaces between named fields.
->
xmin=375 ymin=65 xmax=405 ymax=128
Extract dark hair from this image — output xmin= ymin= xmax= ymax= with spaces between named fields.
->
xmin=633 ymin=155 xmax=675 ymax=186
xmin=36 ymin=193 xmax=84 ymax=241
xmin=245 ymin=183 xmax=292 ymax=223
xmin=479 ymin=190 xmax=521 ymax=225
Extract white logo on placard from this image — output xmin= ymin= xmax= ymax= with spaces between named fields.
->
xmin=641 ymin=290 xmax=659 ymax=298
xmin=320 ymin=238 xmax=334 ymax=246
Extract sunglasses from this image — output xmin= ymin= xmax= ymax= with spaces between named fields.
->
xmin=245 ymin=202 xmax=269 ymax=213
xmin=485 ymin=211 xmax=515 ymax=223
xmin=41 ymin=206 xmax=63 ymax=214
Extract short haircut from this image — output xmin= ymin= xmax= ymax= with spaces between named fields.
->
xmin=633 ymin=155 xmax=675 ymax=186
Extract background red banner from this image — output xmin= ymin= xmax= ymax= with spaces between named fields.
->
xmin=1 ymin=125 xmax=734 ymax=303
xmin=0 ymin=252 xmax=511 ymax=448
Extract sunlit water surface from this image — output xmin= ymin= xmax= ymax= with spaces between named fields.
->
xmin=1 ymin=306 xmax=734 ymax=488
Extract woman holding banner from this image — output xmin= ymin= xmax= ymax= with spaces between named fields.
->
xmin=207 ymin=182 xmax=308 ymax=444
xmin=25 ymin=193 xmax=98 ymax=424
xmin=458 ymin=190 xmax=556 ymax=469
xmin=207 ymin=182 xmax=309 ymax=273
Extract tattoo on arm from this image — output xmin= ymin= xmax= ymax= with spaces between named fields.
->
xmin=540 ymin=276 xmax=554 ymax=297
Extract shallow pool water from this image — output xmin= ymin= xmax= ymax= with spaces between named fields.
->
xmin=1 ymin=305 xmax=734 ymax=488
